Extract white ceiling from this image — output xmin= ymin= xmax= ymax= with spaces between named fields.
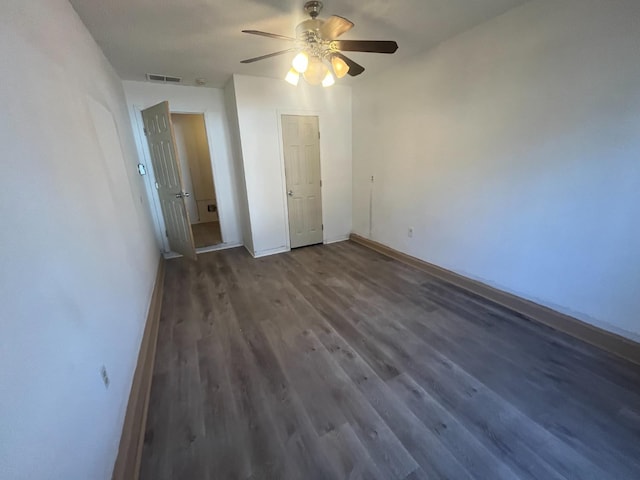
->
xmin=69 ymin=0 xmax=529 ymax=88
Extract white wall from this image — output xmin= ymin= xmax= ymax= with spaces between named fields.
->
xmin=231 ymin=74 xmax=352 ymax=257
xmin=223 ymin=80 xmax=254 ymax=254
xmin=0 ymin=1 xmax=160 ymax=479
xmin=123 ymin=81 xmax=243 ymax=250
xmin=352 ymin=0 xmax=640 ymax=340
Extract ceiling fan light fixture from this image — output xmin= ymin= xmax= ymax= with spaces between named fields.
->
xmin=322 ymin=71 xmax=335 ymax=87
xmin=285 ymin=68 xmax=300 ymax=86
xmin=330 ymin=55 xmax=349 ymax=78
xmin=241 ymin=1 xmax=397 ymax=85
xmin=303 ymin=56 xmax=327 ymax=85
xmin=292 ymin=51 xmax=309 ymax=73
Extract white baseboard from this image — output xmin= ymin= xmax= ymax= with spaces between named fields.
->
xmin=162 ymin=242 xmax=243 ymax=259
xmin=196 ymin=242 xmax=242 ymax=254
xmin=252 ymin=246 xmax=290 ymax=258
xmin=324 ymin=235 xmax=350 ymax=245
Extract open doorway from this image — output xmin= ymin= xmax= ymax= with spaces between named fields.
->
xmin=171 ymin=113 xmax=222 ymax=249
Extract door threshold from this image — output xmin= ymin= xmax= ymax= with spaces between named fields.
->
xmin=162 ymin=242 xmax=243 ymax=259
xmin=196 ymin=242 xmax=242 ymax=254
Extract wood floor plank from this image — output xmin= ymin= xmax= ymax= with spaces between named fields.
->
xmin=273 ymin=325 xmax=418 ymax=480
xmin=402 ymin=468 xmax=430 ymax=480
xmin=283 ymin=247 xmax=586 ymax=480
xmin=273 ymin=254 xmax=403 ymax=382
xmin=319 ymin=424 xmax=386 ymax=480
xmin=139 ymin=373 xmax=172 ymax=480
xmin=337 ymin=241 xmax=640 ymax=388
xmin=197 ymin=333 xmax=252 ymax=480
xmin=167 ymin=338 xmax=208 ymax=479
xmin=230 ymin=249 xmax=413 ymax=480
xmin=139 ymin=242 xmax=640 ymax=480
xmin=321 ymin=244 xmax=640 ymax=477
xmin=308 ymin=331 xmax=485 ymax=480
xmin=194 ymin=259 xmax=252 ymax=479
xmin=271 ymin=254 xmax=497 ymax=479
xmin=217 ymin=257 xmax=319 ymax=480
xmin=407 ymin=307 xmax=640 ymax=477
xmin=218 ymin=251 xmax=343 ymax=480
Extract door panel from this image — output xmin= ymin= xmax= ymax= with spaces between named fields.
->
xmin=142 ymin=101 xmax=196 ymax=259
xmin=282 ymin=115 xmax=323 ymax=249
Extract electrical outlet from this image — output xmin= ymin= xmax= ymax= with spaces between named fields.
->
xmin=100 ymin=365 xmax=110 ymax=389
xmin=408 ymin=227 xmax=414 ymax=238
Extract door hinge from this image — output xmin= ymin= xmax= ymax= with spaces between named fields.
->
xmin=318 ymin=131 xmax=320 ymax=140
xmin=144 ymin=127 xmax=149 ymax=136
xmin=165 ymin=229 xmax=169 ymax=238
xmin=320 ymin=180 xmax=322 ymax=187
xmin=322 ymin=224 xmax=324 ymax=231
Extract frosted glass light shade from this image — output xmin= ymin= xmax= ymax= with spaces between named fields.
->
xmin=285 ymin=68 xmax=300 ymax=86
xmin=292 ymin=51 xmax=309 ymax=73
xmin=322 ymin=71 xmax=335 ymax=87
xmin=303 ymin=57 xmax=327 ymax=85
xmin=331 ymin=55 xmax=349 ymax=78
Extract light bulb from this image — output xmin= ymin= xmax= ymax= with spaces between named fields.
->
xmin=331 ymin=55 xmax=349 ymax=78
xmin=322 ymin=71 xmax=335 ymax=87
xmin=303 ymin=57 xmax=327 ymax=85
xmin=292 ymin=52 xmax=309 ymax=73
xmin=285 ymin=68 xmax=299 ymax=86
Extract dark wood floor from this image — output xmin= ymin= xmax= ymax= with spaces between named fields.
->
xmin=140 ymin=241 xmax=640 ymax=480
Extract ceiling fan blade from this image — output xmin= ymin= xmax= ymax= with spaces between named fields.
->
xmin=333 ymin=52 xmax=365 ymax=77
xmin=334 ymin=40 xmax=398 ymax=54
xmin=241 ymin=30 xmax=295 ymax=41
xmin=319 ymin=15 xmax=354 ymax=40
xmin=240 ymin=48 xmax=296 ymax=64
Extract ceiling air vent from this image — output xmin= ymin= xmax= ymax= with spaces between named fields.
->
xmin=146 ymin=73 xmax=182 ymax=84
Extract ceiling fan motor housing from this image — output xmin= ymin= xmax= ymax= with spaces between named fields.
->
xmin=296 ymin=19 xmax=339 ymax=61
xmin=304 ymin=1 xmax=323 ymax=19
xmin=296 ymin=19 xmax=323 ymax=44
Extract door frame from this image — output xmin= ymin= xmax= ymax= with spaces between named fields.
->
xmin=276 ymin=109 xmax=325 ymax=250
xmin=132 ymin=105 xmax=228 ymax=254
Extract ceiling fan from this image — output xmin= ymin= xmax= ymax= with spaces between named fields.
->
xmin=240 ymin=0 xmax=398 ymax=87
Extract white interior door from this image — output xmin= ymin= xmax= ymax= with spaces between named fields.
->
xmin=141 ymin=101 xmax=196 ymax=259
xmin=282 ymin=115 xmax=323 ymax=249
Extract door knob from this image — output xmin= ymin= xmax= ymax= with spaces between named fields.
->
xmin=176 ymin=192 xmax=191 ymax=198
xmin=288 ymin=190 xmax=293 ymax=196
